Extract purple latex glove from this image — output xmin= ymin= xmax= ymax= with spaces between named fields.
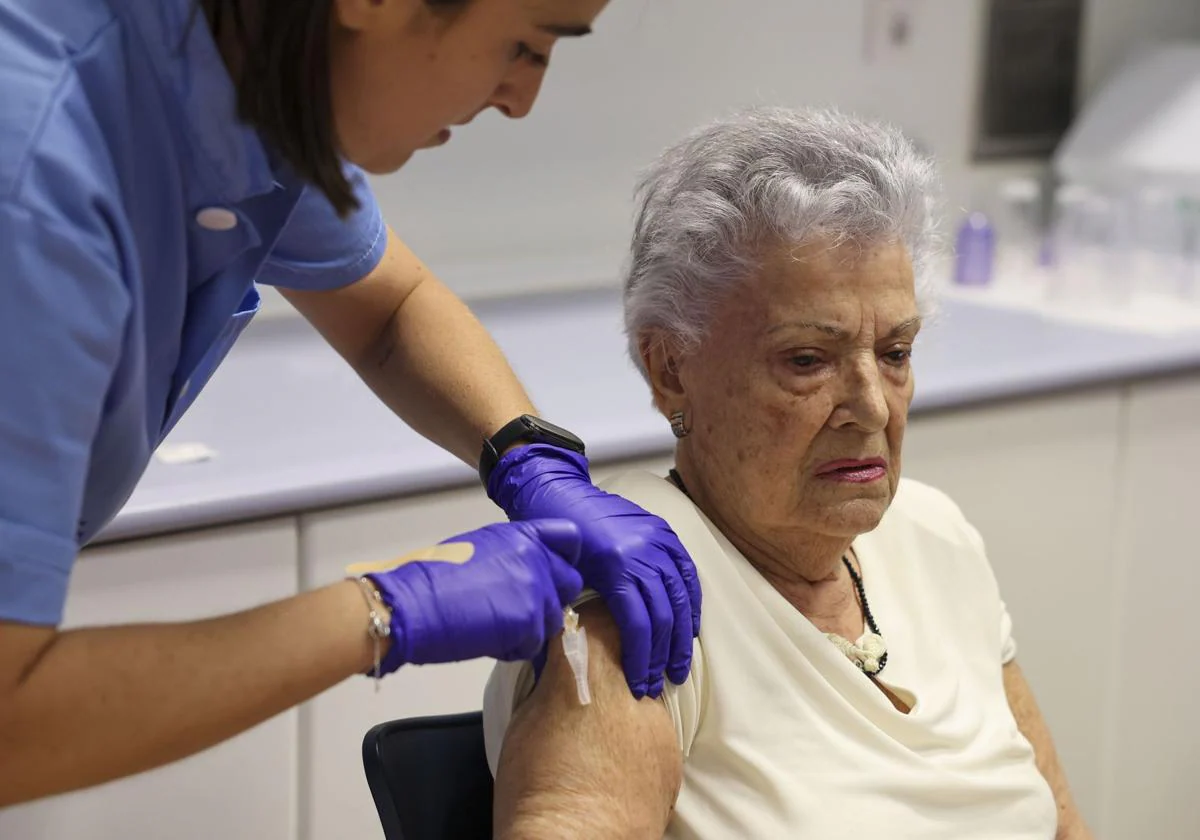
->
xmin=488 ymin=444 xmax=702 ymax=698
xmin=367 ymin=519 xmax=583 ymax=672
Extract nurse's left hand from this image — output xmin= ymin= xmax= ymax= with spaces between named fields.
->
xmin=487 ymin=444 xmax=701 ymax=699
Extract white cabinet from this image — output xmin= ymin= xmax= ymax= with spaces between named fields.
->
xmin=902 ymin=389 xmax=1124 ymax=831
xmin=1102 ymin=376 xmax=1200 ymax=839
xmin=0 ymin=520 xmax=300 ymax=840
xmin=296 ymin=455 xmax=674 ymax=840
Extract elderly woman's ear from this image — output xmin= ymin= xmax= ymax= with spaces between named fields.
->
xmin=640 ymin=334 xmax=689 ymax=418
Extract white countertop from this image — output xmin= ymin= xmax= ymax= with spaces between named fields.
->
xmin=97 ymin=288 xmax=1200 ymax=543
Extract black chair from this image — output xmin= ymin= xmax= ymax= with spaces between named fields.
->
xmin=362 ymin=711 xmax=494 ymax=840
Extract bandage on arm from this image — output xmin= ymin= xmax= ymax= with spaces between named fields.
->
xmin=560 ymin=606 xmax=590 ymax=705
xmin=493 ymin=601 xmax=682 ymax=839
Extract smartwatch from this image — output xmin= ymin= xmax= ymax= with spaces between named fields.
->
xmin=479 ymin=415 xmax=586 ymax=485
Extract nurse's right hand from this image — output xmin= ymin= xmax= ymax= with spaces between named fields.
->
xmin=365 ymin=519 xmax=583 ymax=671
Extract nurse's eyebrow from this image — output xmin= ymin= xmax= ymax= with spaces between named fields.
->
xmin=538 ymin=22 xmax=593 ymax=37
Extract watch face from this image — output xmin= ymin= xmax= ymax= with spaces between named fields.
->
xmin=525 ymin=416 xmax=585 ymax=451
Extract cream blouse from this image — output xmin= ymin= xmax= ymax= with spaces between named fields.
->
xmin=484 ymin=471 xmax=1057 ymax=839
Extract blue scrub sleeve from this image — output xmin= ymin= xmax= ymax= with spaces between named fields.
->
xmin=257 ymin=163 xmax=388 ymax=291
xmin=0 ymin=201 xmax=128 ymax=626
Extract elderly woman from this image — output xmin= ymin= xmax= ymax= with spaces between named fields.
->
xmin=481 ymin=107 xmax=1091 ymax=839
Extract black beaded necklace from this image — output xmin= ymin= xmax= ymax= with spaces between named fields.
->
xmin=842 ymin=555 xmax=888 ymax=673
xmin=667 ymin=468 xmax=888 ymax=675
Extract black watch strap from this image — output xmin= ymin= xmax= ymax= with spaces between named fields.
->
xmin=479 ymin=415 xmax=586 ymax=486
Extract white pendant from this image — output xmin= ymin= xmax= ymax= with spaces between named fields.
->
xmin=826 ymin=631 xmax=887 ymax=674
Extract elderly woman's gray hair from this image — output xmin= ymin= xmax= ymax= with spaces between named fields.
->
xmin=622 ymin=106 xmax=940 ymax=379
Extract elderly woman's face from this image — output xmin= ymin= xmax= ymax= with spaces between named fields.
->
xmin=673 ymin=240 xmax=920 ymax=546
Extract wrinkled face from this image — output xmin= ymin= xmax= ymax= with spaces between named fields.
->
xmin=330 ymin=0 xmax=609 ymax=173
xmin=657 ymin=240 xmax=920 ymax=552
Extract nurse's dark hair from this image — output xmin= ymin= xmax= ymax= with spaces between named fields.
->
xmin=193 ymin=0 xmax=469 ymax=218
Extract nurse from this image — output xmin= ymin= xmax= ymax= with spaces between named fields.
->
xmin=0 ymin=0 xmax=700 ymax=806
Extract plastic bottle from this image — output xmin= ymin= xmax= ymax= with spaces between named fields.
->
xmin=953 ymin=211 xmax=995 ymax=287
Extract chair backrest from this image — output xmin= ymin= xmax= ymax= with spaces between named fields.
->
xmin=362 ymin=711 xmax=494 ymax=840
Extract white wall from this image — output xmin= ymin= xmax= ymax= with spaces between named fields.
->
xmin=255 ymin=0 xmax=1200 ymax=319
xmin=370 ymin=0 xmax=990 ymax=301
xmin=1080 ymin=0 xmax=1200 ymax=99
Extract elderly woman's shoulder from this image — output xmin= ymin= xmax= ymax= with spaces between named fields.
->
xmin=885 ymin=478 xmax=986 ymax=554
xmin=599 ymin=469 xmax=680 ymax=508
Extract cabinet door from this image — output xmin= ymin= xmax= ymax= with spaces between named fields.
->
xmin=297 ymin=455 xmax=673 ymax=840
xmin=902 ymin=389 xmax=1123 ymax=831
xmin=0 ymin=520 xmax=299 ymax=840
xmin=1102 ymin=376 xmax=1200 ymax=839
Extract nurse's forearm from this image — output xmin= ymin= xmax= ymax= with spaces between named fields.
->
xmin=359 ymin=272 xmax=535 ymax=466
xmin=282 ymin=230 xmax=535 ymax=467
xmin=0 ymin=580 xmax=376 ymax=806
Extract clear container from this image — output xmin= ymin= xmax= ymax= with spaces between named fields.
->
xmin=1046 ymin=184 xmax=1133 ymax=309
xmin=1130 ymin=187 xmax=1188 ymax=298
xmin=1045 ymin=183 xmax=1092 ymax=305
xmin=1179 ymin=195 xmax=1200 ymax=305
xmin=991 ymin=177 xmax=1045 ymax=292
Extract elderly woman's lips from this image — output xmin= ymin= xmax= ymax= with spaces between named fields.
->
xmin=816 ymin=459 xmax=888 ymax=483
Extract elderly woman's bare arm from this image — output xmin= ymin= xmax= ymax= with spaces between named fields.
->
xmin=494 ymin=602 xmax=683 ymax=839
xmin=1003 ymin=662 xmax=1093 ymax=840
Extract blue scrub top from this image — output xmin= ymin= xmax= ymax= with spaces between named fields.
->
xmin=0 ymin=0 xmax=389 ymax=625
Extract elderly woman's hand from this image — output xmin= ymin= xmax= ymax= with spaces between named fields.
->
xmin=487 ymin=444 xmax=701 ymax=698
